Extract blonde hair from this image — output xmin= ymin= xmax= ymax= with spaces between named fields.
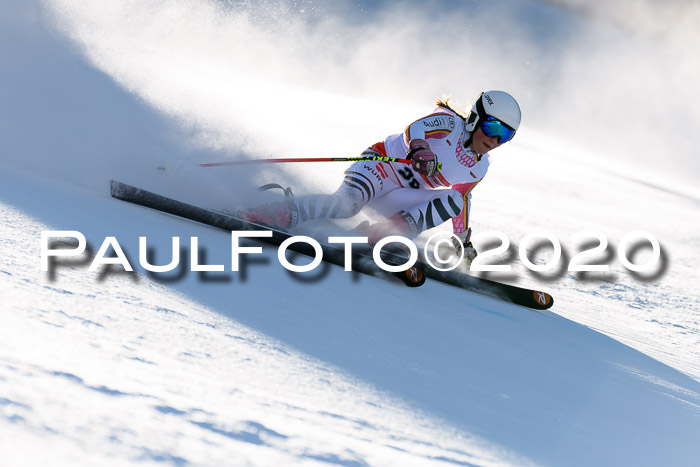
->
xmin=435 ymin=97 xmax=467 ymax=120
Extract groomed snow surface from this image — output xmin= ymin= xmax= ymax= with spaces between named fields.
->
xmin=2 ymin=1 xmax=700 ymax=466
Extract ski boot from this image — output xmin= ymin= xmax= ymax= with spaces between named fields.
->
xmin=237 ymin=184 xmax=299 ymax=229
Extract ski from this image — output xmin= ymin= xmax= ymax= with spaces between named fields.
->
xmin=109 ymin=180 xmax=420 ymax=287
xmin=109 ymin=180 xmax=553 ymax=310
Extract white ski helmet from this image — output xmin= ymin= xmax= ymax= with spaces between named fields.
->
xmin=465 ymin=90 xmax=521 ymax=136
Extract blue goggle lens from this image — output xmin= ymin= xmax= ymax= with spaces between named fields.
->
xmin=480 ymin=116 xmax=516 ymax=143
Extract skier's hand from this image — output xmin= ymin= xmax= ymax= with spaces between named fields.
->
xmin=452 ymin=228 xmax=478 ymax=263
xmin=407 ymin=139 xmax=439 ymax=177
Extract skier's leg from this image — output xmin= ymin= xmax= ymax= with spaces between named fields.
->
xmin=362 ymin=188 xmax=464 ymax=241
xmin=239 ymin=160 xmax=398 ymax=228
xmin=294 ymin=159 xmax=401 ymax=223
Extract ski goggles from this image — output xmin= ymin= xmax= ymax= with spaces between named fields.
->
xmin=480 ymin=116 xmax=516 ymax=144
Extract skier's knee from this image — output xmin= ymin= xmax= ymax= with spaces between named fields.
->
xmin=343 ymin=199 xmax=363 ymax=217
xmin=326 ymin=197 xmax=361 ymax=219
xmin=331 ymin=186 xmax=365 ymax=217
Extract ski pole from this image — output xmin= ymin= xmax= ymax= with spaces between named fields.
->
xmin=198 ymin=155 xmax=414 ymax=167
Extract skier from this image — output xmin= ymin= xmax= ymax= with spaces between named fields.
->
xmin=240 ymin=90 xmax=521 ymax=260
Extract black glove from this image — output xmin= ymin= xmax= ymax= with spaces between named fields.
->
xmin=407 ymin=139 xmax=439 ymax=177
xmin=452 ymin=228 xmax=478 ymax=262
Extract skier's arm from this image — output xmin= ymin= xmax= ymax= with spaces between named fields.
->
xmin=403 ymin=111 xmax=455 ymax=145
xmin=406 ymin=139 xmax=439 ymax=177
xmin=401 ymin=111 xmax=455 ymax=177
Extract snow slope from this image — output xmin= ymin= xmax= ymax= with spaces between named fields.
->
xmin=2 ymin=0 xmax=700 ymax=466
xmin=3 ymin=164 xmax=700 ymax=467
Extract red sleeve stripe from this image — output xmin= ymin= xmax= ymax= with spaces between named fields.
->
xmin=435 ymin=173 xmax=450 ymax=187
xmin=386 ymin=162 xmax=405 ymax=187
xmin=425 ymin=129 xmax=450 ymax=139
xmin=419 ymin=173 xmax=437 ymax=188
xmin=369 ymin=141 xmax=387 ymax=157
